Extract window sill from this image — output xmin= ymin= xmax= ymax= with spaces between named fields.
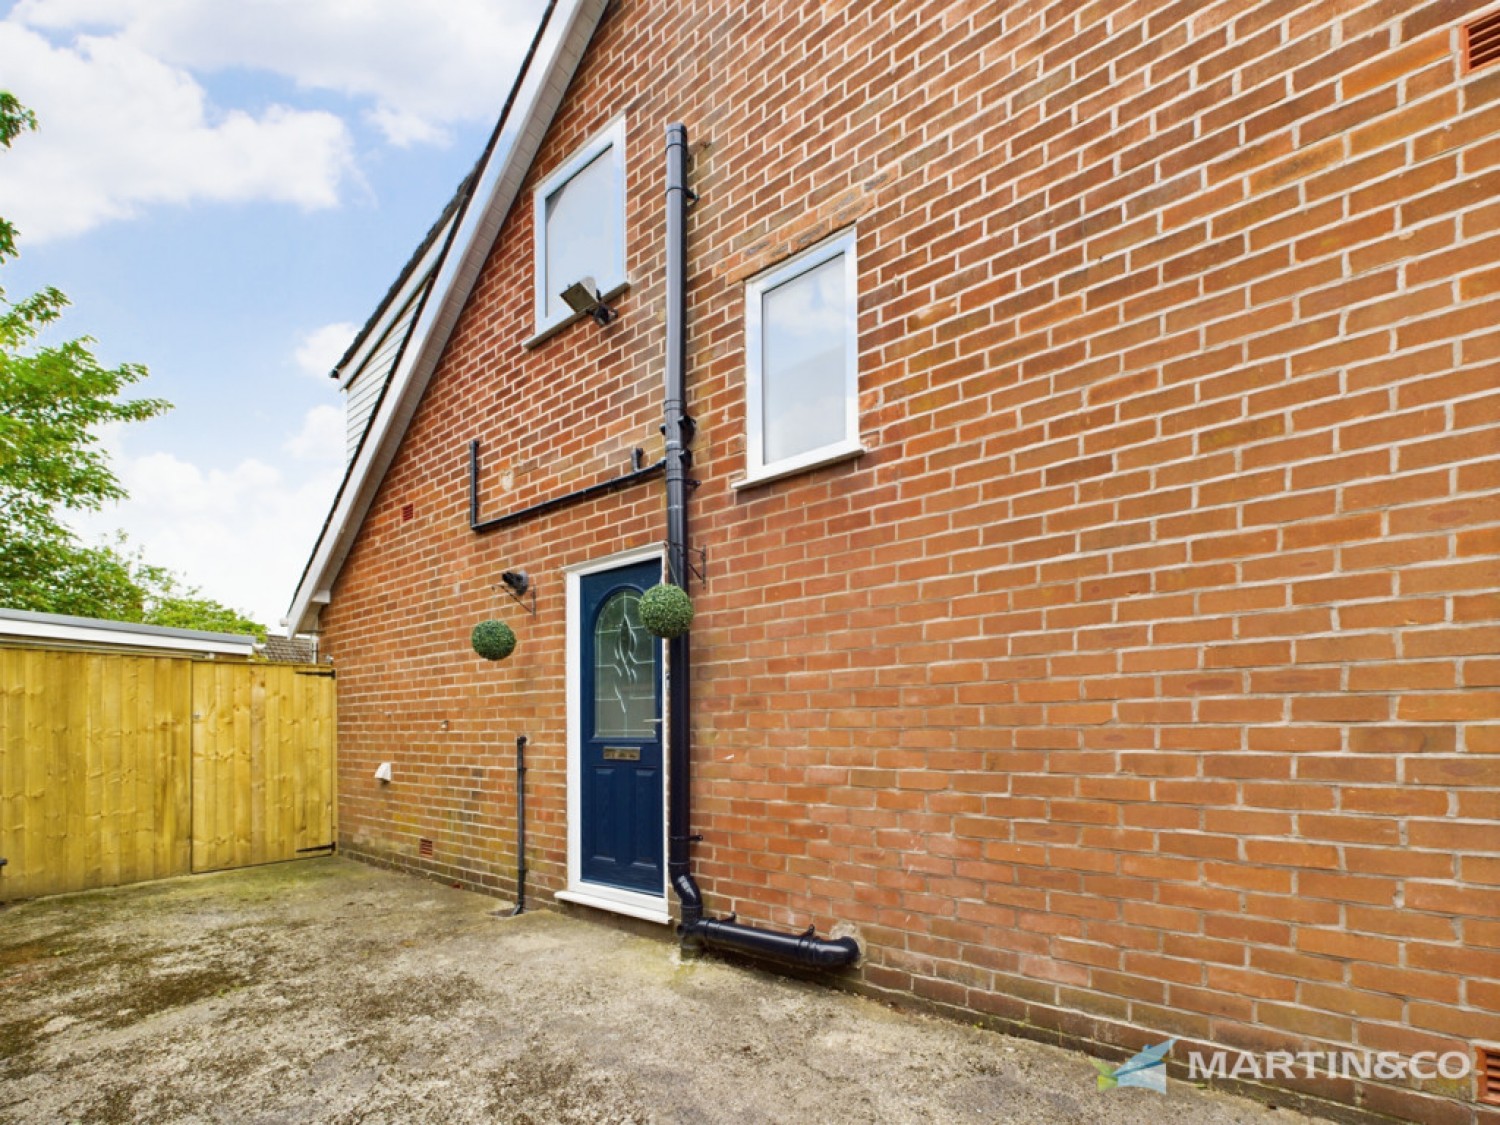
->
xmin=731 ymin=442 xmax=867 ymax=491
xmin=556 ymin=887 xmax=671 ymax=925
xmin=524 ymin=280 xmax=631 ymax=350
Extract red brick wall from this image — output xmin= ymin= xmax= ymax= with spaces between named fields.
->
xmin=321 ymin=2 xmax=1500 ymax=1119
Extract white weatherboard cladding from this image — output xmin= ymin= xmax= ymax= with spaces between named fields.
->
xmin=344 ymin=296 xmax=420 ymax=462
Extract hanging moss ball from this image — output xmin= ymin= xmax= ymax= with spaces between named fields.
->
xmin=639 ymin=582 xmax=695 ymax=639
xmin=471 ymin=619 xmax=518 ymax=661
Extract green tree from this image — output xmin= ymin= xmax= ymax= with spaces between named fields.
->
xmin=0 ymin=92 xmax=36 ymax=262
xmin=0 ymin=281 xmax=170 ymax=576
xmin=122 ymin=544 xmax=266 ymax=640
xmin=0 ymin=92 xmax=264 ymax=639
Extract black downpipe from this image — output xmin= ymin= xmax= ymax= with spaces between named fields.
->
xmin=512 ymin=734 xmax=528 ymax=916
xmin=663 ymin=122 xmax=703 ymax=931
xmin=662 ymin=122 xmax=857 ymax=970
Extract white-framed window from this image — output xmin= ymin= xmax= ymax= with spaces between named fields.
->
xmin=742 ymin=228 xmax=861 ymax=484
xmin=533 ymin=117 xmax=626 ymax=336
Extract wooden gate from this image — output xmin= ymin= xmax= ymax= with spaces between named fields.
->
xmin=190 ymin=663 xmax=335 ymax=873
xmin=0 ymin=648 xmax=193 ymax=899
xmin=0 ymin=646 xmax=335 ymax=901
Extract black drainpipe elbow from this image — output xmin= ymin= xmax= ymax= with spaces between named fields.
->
xmin=671 ymin=869 xmax=703 ymax=929
xmin=683 ymin=916 xmax=860 ymax=969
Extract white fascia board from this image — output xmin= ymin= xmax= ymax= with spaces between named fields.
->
xmin=287 ymin=0 xmax=608 ymax=638
xmin=0 ymin=616 xmax=255 ymax=657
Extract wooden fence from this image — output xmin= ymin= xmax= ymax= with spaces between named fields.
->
xmin=0 ymin=646 xmax=335 ymax=901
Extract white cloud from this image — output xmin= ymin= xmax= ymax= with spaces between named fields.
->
xmin=368 ymin=105 xmax=449 ymax=150
xmin=0 ymin=23 xmax=355 ymax=241
xmin=11 ymin=0 xmax=543 ymax=146
xmin=71 ymin=405 xmax=345 ymax=629
xmin=4 ymin=0 xmax=551 ymax=621
xmin=283 ymin=404 xmax=345 ymax=463
xmin=295 ymin=322 xmax=359 ymax=379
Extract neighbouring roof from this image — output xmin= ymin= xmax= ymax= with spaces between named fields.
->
xmin=0 ymin=607 xmax=258 ymax=658
xmin=286 ymin=0 xmax=608 ymax=637
xmin=258 ymin=635 xmax=319 ymax=664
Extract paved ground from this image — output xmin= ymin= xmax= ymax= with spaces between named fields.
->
xmin=0 ymin=858 xmax=1302 ymax=1124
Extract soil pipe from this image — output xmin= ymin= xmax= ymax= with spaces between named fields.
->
xmin=663 ymin=121 xmax=702 ymax=931
xmin=512 ymin=734 xmax=527 ymax=916
xmin=661 ymin=121 xmax=856 ymax=970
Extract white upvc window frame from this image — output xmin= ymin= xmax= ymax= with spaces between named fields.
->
xmin=741 ymin=227 xmax=862 ymax=487
xmin=532 ymin=116 xmax=627 ymax=338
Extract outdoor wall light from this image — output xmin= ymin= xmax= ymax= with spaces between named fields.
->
xmin=498 ymin=569 xmax=536 ymax=616
xmin=560 ymin=278 xmax=617 ymax=326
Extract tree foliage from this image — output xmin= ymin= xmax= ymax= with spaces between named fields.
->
xmin=123 ymin=544 xmax=266 ymax=640
xmin=0 ymin=92 xmax=264 ymax=639
xmin=0 ymin=287 xmax=168 ymax=541
xmin=0 ymin=92 xmax=37 ymax=262
xmin=0 ymin=535 xmax=141 ymax=621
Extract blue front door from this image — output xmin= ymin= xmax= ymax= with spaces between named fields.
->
xmin=580 ymin=560 xmax=664 ymax=895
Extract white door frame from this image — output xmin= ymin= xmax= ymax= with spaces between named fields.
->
xmin=557 ymin=544 xmax=672 ymax=925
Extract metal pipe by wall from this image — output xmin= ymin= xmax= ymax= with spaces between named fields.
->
xmin=469 ymin=439 xmax=663 ymax=535
xmin=664 ymin=121 xmax=702 ymax=930
xmin=693 ymin=917 xmax=861 ymax=968
xmin=661 ymin=121 xmax=854 ymax=969
xmin=513 ymin=734 xmax=528 ymax=916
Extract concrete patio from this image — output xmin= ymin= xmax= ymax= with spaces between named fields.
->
xmin=0 ymin=858 xmax=1299 ymax=1124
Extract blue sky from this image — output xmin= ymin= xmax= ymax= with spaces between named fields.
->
xmin=0 ymin=0 xmax=545 ymax=627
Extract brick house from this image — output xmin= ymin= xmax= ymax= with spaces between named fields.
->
xmin=289 ymin=1 xmax=1500 ymax=1119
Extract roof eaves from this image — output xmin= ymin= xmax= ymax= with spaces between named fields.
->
xmin=334 ymin=249 xmax=443 ymax=393
xmin=285 ymin=0 xmax=608 ymax=637
xmin=329 ymin=166 xmax=478 ymax=381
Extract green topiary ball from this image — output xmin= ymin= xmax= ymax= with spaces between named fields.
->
xmin=471 ymin=619 xmax=517 ymax=661
xmin=638 ymin=583 xmax=695 ymax=639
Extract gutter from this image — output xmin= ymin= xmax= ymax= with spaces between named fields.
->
xmin=661 ymin=122 xmax=858 ymax=971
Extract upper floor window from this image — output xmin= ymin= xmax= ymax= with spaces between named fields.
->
xmin=742 ymin=228 xmax=861 ymax=484
xmin=533 ymin=117 xmax=626 ymax=336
